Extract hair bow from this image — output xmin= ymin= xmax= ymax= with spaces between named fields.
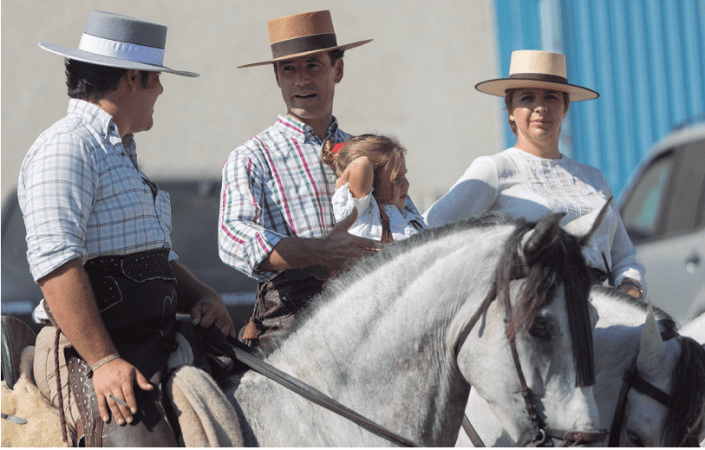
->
xmin=332 ymin=143 xmax=345 ymax=154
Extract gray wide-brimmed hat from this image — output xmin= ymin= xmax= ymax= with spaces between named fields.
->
xmin=39 ymin=10 xmax=198 ymax=77
xmin=475 ymin=50 xmax=598 ymax=101
xmin=238 ymin=10 xmax=372 ymax=69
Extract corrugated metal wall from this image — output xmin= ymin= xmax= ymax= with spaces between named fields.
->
xmin=494 ymin=0 xmax=705 ymax=195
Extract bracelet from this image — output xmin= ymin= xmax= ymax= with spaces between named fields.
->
xmin=90 ymin=353 xmax=120 ymax=373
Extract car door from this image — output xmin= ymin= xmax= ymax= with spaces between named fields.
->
xmin=620 ymin=138 xmax=705 ymax=324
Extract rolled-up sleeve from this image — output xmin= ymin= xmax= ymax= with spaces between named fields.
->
xmin=20 ymin=133 xmax=96 ymax=281
xmin=218 ymin=148 xmax=283 ymax=282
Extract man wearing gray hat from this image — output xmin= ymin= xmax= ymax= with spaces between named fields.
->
xmin=19 ymin=10 xmax=234 ymax=446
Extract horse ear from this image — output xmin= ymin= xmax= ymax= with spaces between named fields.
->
xmin=521 ymin=212 xmax=565 ymax=263
xmin=637 ymin=298 xmax=667 ymax=376
xmin=563 ymin=198 xmax=612 ymax=247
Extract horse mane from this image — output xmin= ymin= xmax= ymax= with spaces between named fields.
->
xmin=663 ymin=335 xmax=705 ymax=446
xmin=589 ymin=284 xmax=678 ymax=332
xmin=257 ymin=212 xmax=518 ymax=357
xmin=494 ymin=218 xmax=595 ymax=386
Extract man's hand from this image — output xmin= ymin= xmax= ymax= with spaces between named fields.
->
xmin=319 ymin=208 xmax=383 ymax=272
xmin=258 ymin=208 xmax=384 ymax=273
xmin=92 ymin=358 xmax=153 ymax=425
xmin=190 ymin=295 xmax=237 ymax=338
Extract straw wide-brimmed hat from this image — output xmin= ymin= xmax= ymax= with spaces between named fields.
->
xmin=475 ymin=50 xmax=598 ymax=101
xmin=39 ymin=10 xmax=198 ymax=77
xmin=237 ymin=10 xmax=372 ymax=69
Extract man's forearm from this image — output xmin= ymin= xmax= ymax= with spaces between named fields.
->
xmin=38 ymin=258 xmax=117 ymax=367
xmin=256 ymin=236 xmax=321 ymax=272
xmin=170 ymin=260 xmax=219 ymax=313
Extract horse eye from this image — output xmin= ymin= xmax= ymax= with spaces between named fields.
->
xmin=529 ymin=319 xmax=552 ymax=341
xmin=626 ymin=430 xmax=644 ymax=447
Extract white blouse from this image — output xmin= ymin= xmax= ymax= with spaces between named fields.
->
xmin=423 ymin=147 xmax=646 ymax=293
xmin=332 ymin=183 xmax=427 ymax=242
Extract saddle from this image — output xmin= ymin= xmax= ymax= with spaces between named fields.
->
xmin=1 ymin=316 xmax=37 ymax=390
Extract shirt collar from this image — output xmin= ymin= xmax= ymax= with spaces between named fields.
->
xmin=273 ymin=114 xmax=340 ymax=144
xmin=68 ymin=99 xmax=118 ymax=139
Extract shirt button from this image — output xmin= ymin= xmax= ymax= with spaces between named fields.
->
xmin=327 ymin=174 xmax=337 ymax=183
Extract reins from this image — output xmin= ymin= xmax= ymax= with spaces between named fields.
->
xmin=608 ymin=326 xmax=679 ymax=447
xmin=197 ymin=325 xmax=423 ymax=447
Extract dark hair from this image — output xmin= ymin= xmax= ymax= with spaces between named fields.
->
xmin=273 ymin=48 xmax=345 ymax=72
xmin=328 ymin=49 xmax=345 ymax=67
xmin=65 ymin=59 xmax=150 ymax=101
xmin=504 ymin=89 xmax=570 ymax=135
xmin=321 ymin=134 xmax=407 ymax=205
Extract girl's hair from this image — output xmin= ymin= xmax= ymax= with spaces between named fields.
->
xmin=322 ymin=134 xmax=407 ymax=202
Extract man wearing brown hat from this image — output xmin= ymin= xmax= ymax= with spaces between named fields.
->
xmin=219 ymin=11 xmax=425 ymax=345
xmin=20 ymin=10 xmax=236 ymax=446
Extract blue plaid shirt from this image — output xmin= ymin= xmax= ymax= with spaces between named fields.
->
xmin=18 ymin=99 xmax=175 ymax=283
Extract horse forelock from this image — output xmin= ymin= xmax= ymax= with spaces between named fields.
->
xmin=499 ymin=221 xmax=595 ymax=386
xmin=663 ymin=335 xmax=705 ymax=446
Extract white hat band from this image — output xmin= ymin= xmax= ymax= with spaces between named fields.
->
xmin=78 ymin=33 xmax=165 ymax=66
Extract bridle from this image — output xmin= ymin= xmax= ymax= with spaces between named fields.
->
xmin=608 ymin=326 xmax=678 ymax=447
xmin=455 ymin=264 xmax=608 ymax=447
xmin=455 ymin=297 xmax=608 ymax=446
xmin=507 ymin=334 xmax=608 ymax=447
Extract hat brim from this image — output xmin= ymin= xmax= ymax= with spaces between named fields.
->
xmin=237 ymin=39 xmax=373 ymax=69
xmin=475 ymin=78 xmax=599 ymax=101
xmin=39 ymin=42 xmax=199 ymax=77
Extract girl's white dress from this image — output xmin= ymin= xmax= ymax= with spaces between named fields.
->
xmin=332 ymin=182 xmax=427 ymax=241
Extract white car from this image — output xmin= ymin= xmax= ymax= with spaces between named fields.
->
xmin=619 ymin=117 xmax=705 ymax=325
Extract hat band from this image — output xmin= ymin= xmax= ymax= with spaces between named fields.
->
xmin=78 ymin=33 xmax=165 ymax=66
xmin=509 ymin=73 xmax=568 ymax=84
xmin=271 ymin=33 xmax=337 ymax=59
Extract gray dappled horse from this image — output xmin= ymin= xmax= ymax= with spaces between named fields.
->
xmin=459 ymin=286 xmax=705 ymax=447
xmin=220 ymin=210 xmax=606 ymax=446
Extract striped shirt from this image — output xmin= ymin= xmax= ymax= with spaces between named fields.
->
xmin=18 ymin=99 xmax=175 ymax=283
xmin=218 ymin=115 xmax=345 ymax=282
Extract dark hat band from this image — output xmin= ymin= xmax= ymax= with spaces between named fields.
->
xmin=271 ymin=33 xmax=337 ymax=59
xmin=509 ymin=73 xmax=568 ymax=85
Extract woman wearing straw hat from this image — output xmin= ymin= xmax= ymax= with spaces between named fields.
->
xmin=423 ymin=50 xmax=645 ymax=299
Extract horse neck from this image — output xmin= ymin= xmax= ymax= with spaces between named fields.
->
xmin=262 ymin=225 xmax=510 ymax=445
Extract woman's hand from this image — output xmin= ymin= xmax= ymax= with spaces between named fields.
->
xmin=618 ymin=278 xmax=643 ymax=300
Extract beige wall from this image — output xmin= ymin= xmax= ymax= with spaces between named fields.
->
xmin=1 ymin=0 xmax=504 ymax=212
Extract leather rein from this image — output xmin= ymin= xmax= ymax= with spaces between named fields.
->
xmin=607 ymin=326 xmax=679 ymax=447
xmin=197 ymin=325 xmax=423 ymax=447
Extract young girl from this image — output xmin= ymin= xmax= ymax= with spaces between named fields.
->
xmin=322 ymin=134 xmax=427 ymax=242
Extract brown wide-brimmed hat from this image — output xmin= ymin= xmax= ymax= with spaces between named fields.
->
xmin=237 ymin=10 xmax=372 ymax=69
xmin=475 ymin=50 xmax=598 ymax=101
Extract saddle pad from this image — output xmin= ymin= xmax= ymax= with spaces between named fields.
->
xmin=1 ymin=347 xmax=69 ymax=447
xmin=165 ymin=364 xmax=244 ymax=446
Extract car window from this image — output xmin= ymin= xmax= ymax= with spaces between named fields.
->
xmin=621 ymin=150 xmax=676 ymax=243
xmin=662 ymin=139 xmax=705 ymax=236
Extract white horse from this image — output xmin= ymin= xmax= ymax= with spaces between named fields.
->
xmin=679 ymin=313 xmax=705 ymax=447
xmin=220 ymin=211 xmax=606 ymax=446
xmin=458 ymin=286 xmax=705 ymax=447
